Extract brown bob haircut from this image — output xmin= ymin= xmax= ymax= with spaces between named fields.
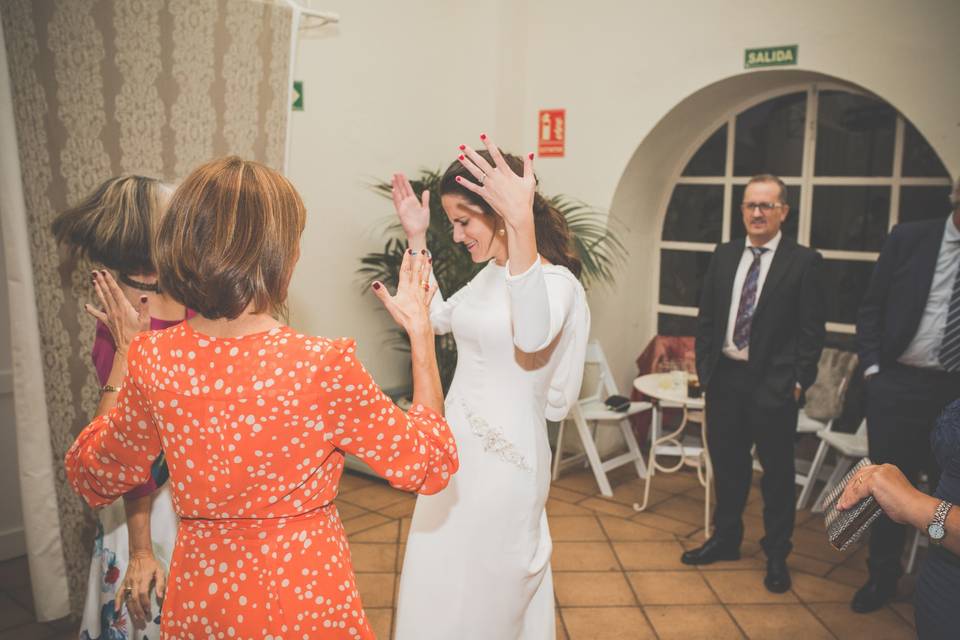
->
xmin=155 ymin=156 xmax=306 ymax=320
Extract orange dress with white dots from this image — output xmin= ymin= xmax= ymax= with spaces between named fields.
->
xmin=66 ymin=323 xmax=458 ymax=639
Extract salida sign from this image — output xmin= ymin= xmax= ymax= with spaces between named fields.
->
xmin=744 ymin=45 xmax=798 ymax=69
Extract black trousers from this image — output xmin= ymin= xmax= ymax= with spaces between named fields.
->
xmin=706 ymin=357 xmax=799 ymax=559
xmin=865 ymin=363 xmax=960 ymax=581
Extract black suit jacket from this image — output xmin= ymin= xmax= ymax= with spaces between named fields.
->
xmin=695 ymin=235 xmax=826 ymax=407
xmin=856 ymin=217 xmax=948 ymax=371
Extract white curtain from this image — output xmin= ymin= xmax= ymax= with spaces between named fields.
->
xmin=0 ymin=14 xmax=71 ymax=620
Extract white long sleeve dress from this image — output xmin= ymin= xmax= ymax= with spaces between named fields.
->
xmin=394 ymin=258 xmax=590 ymax=640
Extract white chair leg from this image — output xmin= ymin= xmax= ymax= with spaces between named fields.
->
xmin=905 ymin=527 xmax=922 ymax=574
xmin=552 ymin=418 xmax=567 ymax=481
xmin=618 ymin=418 xmax=648 ymax=479
xmin=574 ymin=417 xmax=614 ymax=497
xmin=797 ymin=439 xmax=830 ymax=510
xmin=812 ymin=455 xmax=855 ymax=513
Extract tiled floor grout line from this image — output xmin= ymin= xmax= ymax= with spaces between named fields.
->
xmin=598 ymin=514 xmax=663 ymax=640
xmin=696 ymin=566 xmax=750 ymax=639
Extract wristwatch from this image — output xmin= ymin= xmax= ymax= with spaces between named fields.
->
xmin=928 ymin=500 xmax=953 ymax=546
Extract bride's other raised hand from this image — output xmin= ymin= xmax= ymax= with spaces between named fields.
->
xmin=371 ymin=248 xmax=436 ymax=340
xmin=391 ymin=172 xmax=430 ymax=252
xmin=455 ymin=134 xmax=535 ymax=232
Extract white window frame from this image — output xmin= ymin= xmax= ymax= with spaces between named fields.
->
xmin=656 ymin=82 xmax=952 ymax=336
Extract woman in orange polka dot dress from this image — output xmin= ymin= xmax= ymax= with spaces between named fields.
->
xmin=66 ymin=157 xmax=457 ymax=639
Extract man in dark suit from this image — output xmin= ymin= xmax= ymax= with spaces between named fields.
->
xmin=682 ymin=174 xmax=826 ymax=593
xmin=853 ymin=178 xmax=960 ymax=612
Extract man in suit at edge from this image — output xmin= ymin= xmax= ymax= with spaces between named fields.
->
xmin=681 ymin=173 xmax=826 ymax=593
xmin=853 ymin=178 xmax=960 ymax=612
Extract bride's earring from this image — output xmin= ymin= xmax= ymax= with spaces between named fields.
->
xmin=497 ymin=227 xmax=506 ymax=236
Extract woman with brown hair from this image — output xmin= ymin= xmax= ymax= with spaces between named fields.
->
xmin=52 ymin=175 xmax=188 ymax=638
xmin=393 ymin=136 xmax=590 ymax=639
xmin=65 ymin=156 xmax=458 ymax=638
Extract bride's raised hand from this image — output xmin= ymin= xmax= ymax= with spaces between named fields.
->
xmin=391 ymin=172 xmax=430 ymax=242
xmin=455 ymin=134 xmax=535 ymax=231
xmin=371 ymin=249 xmax=436 ymax=339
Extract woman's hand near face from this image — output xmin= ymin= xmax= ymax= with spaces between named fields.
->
xmin=455 ymin=135 xmax=535 ymax=233
xmin=392 ymin=173 xmax=430 ymax=252
xmin=85 ymin=270 xmax=150 ymax=356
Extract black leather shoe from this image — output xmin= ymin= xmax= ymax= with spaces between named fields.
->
xmin=764 ymin=557 xmax=791 ymax=593
xmin=851 ymin=577 xmax=897 ymax=613
xmin=681 ymin=537 xmax=740 ymax=565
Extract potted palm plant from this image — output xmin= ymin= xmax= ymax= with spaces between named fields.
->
xmin=358 ymin=168 xmax=627 ymax=391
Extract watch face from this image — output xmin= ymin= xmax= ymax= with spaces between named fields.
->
xmin=928 ymin=523 xmax=946 ymax=540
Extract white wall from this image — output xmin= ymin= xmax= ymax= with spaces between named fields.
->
xmin=286 ymin=0 xmax=960 ymax=391
xmin=286 ymin=0 xmax=524 ymax=388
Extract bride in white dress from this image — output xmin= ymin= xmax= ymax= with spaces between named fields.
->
xmin=393 ymin=136 xmax=590 ymax=639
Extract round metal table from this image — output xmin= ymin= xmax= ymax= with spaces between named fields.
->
xmin=632 ymin=373 xmax=712 ymax=538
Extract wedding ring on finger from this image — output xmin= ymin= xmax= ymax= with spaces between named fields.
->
xmin=478 ymin=173 xmax=486 ymax=186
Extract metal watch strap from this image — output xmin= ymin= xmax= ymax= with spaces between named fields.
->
xmin=930 ymin=500 xmax=953 ymax=545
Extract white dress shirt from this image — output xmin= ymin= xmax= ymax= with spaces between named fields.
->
xmin=723 ymin=232 xmax=782 ymax=361
xmin=896 ymin=216 xmax=960 ymax=370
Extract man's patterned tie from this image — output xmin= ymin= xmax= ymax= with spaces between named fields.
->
xmin=732 ymin=247 xmax=769 ymax=350
xmin=938 ymin=258 xmax=960 ymax=372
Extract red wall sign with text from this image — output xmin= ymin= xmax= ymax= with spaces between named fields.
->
xmin=538 ymin=109 xmax=565 ymax=157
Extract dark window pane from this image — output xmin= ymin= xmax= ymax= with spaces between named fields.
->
xmin=682 ymin=125 xmax=726 ymax=176
xmin=902 ymin=122 xmax=949 ymax=178
xmin=822 ymin=260 xmax=876 ymax=325
xmin=899 ymin=186 xmax=953 ymax=224
xmin=810 ymin=186 xmax=890 ymax=251
xmin=814 ymin=91 xmax=895 ymax=176
xmin=662 ymin=185 xmax=723 ymax=243
xmin=729 ymin=184 xmax=799 ymax=241
xmin=658 ymin=313 xmax=698 ymax=337
xmin=734 ymin=92 xmax=806 ymax=177
xmin=659 ymin=249 xmax=713 ymax=308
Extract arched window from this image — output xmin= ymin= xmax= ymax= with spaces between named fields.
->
xmin=657 ymin=83 xmax=952 ymax=338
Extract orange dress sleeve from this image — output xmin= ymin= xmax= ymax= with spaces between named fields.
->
xmin=65 ymin=335 xmax=162 ymax=509
xmin=320 ymin=338 xmax=458 ymax=495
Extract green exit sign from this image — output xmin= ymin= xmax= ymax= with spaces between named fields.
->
xmin=744 ymin=45 xmax=798 ymax=69
xmin=292 ymin=80 xmax=304 ymax=111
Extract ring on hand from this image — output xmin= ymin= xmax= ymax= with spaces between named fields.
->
xmin=856 ymin=475 xmax=864 ymax=487
xmin=419 ymin=280 xmax=429 ymax=288
xmin=478 ymin=173 xmax=486 ymax=186
xmin=124 ymin=586 xmax=133 ymax=594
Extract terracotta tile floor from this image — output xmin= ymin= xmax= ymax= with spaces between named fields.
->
xmin=0 ymin=466 xmax=920 ymax=639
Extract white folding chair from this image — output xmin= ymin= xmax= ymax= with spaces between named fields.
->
xmin=552 ymin=341 xmax=652 ymax=497
xmin=794 ymin=348 xmax=859 ymax=509
xmin=806 ymin=420 xmax=925 ymax=570
xmin=809 ymin=419 xmax=869 ymax=513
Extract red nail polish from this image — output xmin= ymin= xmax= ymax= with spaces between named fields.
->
xmin=528 ymin=152 xmax=535 ymax=160
xmin=140 ymin=296 xmax=148 ymax=303
xmin=480 ymin=133 xmax=487 ymax=140
xmin=458 ymin=144 xmax=465 ymax=151
xmin=372 ymin=282 xmax=381 ymax=290
xmin=456 ymin=176 xmax=462 ymax=183
xmin=458 ymin=154 xmax=465 ymax=161
xmin=428 ymin=257 xmax=433 ymax=264
xmin=424 ymin=284 xmax=430 ymax=291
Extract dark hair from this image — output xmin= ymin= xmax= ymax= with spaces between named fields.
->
xmin=154 ymin=156 xmax=306 ymax=320
xmin=746 ymin=173 xmax=788 ymax=203
xmin=51 ymin=175 xmax=164 ymax=274
xmin=439 ymin=150 xmax=582 ymax=278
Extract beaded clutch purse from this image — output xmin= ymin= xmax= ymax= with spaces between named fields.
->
xmin=820 ymin=457 xmax=883 ymax=551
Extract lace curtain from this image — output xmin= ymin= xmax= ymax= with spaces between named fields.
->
xmin=0 ymin=0 xmax=292 ymax=619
